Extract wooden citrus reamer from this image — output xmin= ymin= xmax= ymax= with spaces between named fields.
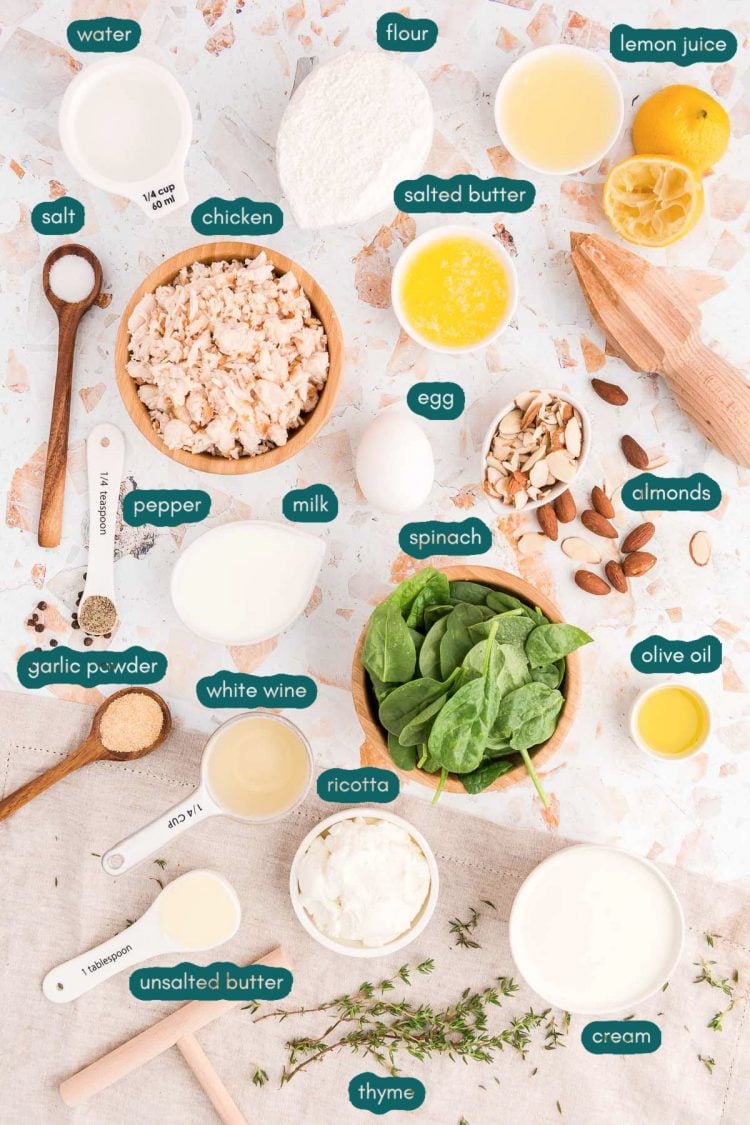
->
xmin=59 ymin=945 xmax=290 ymax=1125
xmin=570 ymin=232 xmax=750 ymax=468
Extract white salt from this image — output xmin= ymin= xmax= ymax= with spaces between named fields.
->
xmin=49 ymin=255 xmax=96 ymax=303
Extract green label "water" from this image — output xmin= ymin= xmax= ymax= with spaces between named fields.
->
xmin=349 ymin=1072 xmax=425 ymax=1114
xmin=67 ymin=18 xmax=141 ymax=52
xmin=582 ymin=1021 xmax=661 ymax=1054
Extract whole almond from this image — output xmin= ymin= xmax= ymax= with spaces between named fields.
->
xmin=621 ymin=434 xmax=649 ymax=470
xmin=622 ymin=551 xmax=657 ymax=577
xmin=537 ymin=502 xmax=558 ymax=541
xmin=553 ymin=489 xmax=576 ymax=523
xmin=689 ymin=530 xmax=712 ymax=566
xmin=622 ymin=522 xmax=655 ymax=553
xmin=591 ymin=485 xmax=615 ymax=520
xmin=591 ymin=378 xmax=628 ymax=406
xmin=581 ymin=509 xmax=618 ymax=538
xmin=575 ymin=570 xmax=611 ymax=595
xmin=605 ymin=560 xmax=628 ymax=594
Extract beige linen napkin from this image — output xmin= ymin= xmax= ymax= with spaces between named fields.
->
xmin=1 ymin=690 xmax=748 ymax=1125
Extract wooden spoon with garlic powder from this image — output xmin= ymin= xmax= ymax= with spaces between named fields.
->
xmin=571 ymin=232 xmax=750 ymax=467
xmin=0 ymin=688 xmax=171 ymax=822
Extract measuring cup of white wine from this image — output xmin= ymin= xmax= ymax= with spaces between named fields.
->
xmin=102 ymin=713 xmax=314 ymax=876
xmin=59 ymin=57 xmax=192 ymax=218
xmin=43 ymin=870 xmax=240 ymax=1003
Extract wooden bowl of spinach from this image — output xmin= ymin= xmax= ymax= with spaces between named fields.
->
xmin=352 ymin=565 xmax=590 ymax=804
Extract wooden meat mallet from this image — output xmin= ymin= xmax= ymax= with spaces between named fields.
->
xmin=59 ymin=945 xmax=290 ymax=1124
xmin=570 ymin=232 xmax=750 ymax=468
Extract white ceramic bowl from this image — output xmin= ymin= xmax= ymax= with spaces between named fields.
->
xmin=509 ymin=844 xmax=685 ymax=1015
xmin=494 ymin=45 xmax=624 ymax=176
xmin=391 ymin=224 xmax=518 ymax=355
xmin=289 ymin=808 xmax=439 ymax=958
xmin=629 ymin=682 xmax=712 ymax=761
xmin=481 ymin=390 xmax=591 ymax=515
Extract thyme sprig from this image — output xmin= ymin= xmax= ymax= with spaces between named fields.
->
xmin=449 ymin=907 xmax=482 ymax=948
xmin=252 ymin=961 xmax=568 ymax=1084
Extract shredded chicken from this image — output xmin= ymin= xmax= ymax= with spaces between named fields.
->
xmin=127 ymin=255 xmax=330 ymax=458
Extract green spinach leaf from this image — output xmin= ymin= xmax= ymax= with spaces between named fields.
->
xmin=493 ymin=682 xmax=563 ymax=745
xmin=461 ymin=757 xmax=515 ymax=794
xmin=525 ymin=623 xmax=593 ymax=669
xmin=386 ymin=567 xmax=441 ymax=616
xmin=469 ymin=613 xmax=535 ymax=647
xmin=387 ymin=732 xmax=418 ymax=771
xmin=362 ymin=599 xmax=416 ymax=684
xmin=428 ymin=623 xmax=503 ymax=774
xmin=449 ymin=580 xmax=492 ymax=606
xmin=419 ymin=614 xmax=450 ymax=679
xmin=440 ymin=603 xmax=490 ymax=678
xmin=423 ymin=604 xmax=454 ymax=630
xmin=530 ymin=658 xmax=565 ymax=689
xmin=378 ymin=670 xmax=459 ymax=739
xmin=405 ymin=572 xmax=451 ymax=629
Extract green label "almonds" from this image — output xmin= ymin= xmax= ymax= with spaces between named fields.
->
xmin=622 ymin=472 xmax=721 ymax=512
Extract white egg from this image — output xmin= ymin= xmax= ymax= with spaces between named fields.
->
xmin=356 ymin=411 xmax=434 ymax=514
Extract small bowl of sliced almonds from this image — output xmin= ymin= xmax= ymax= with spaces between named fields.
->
xmin=482 ymin=389 xmax=590 ymax=514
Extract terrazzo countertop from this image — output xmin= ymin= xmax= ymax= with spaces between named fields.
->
xmin=1 ymin=0 xmax=748 ymax=882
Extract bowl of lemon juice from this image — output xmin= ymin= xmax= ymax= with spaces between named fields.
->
xmin=495 ymin=45 xmax=624 ymax=176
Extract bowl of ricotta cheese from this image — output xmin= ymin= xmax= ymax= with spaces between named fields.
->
xmin=290 ymin=808 xmax=439 ymax=957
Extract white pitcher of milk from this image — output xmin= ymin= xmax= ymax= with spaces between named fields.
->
xmin=59 ymin=57 xmax=192 ymax=218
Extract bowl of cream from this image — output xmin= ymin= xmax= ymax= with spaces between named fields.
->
xmin=509 ymin=845 xmax=685 ymax=1015
xmin=290 ymin=809 xmax=439 ymax=957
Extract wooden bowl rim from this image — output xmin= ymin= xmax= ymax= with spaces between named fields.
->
xmin=351 ymin=564 xmax=581 ymax=795
xmin=114 ymin=240 xmax=344 ymax=475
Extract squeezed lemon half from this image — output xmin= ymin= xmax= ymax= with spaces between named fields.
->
xmin=603 ymin=155 xmax=704 ymax=247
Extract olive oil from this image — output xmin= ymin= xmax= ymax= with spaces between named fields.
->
xmin=635 ymin=685 xmax=709 ymax=758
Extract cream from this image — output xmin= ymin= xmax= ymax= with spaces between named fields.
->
xmin=510 ymin=845 xmax=684 ymax=1013
xmin=297 ymin=818 xmax=431 ymax=948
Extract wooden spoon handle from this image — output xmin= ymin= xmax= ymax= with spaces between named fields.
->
xmin=38 ymin=311 xmax=83 ymax=548
xmin=0 ymin=735 xmax=102 ymax=822
xmin=661 ymin=340 xmax=750 ymax=468
xmin=176 ymin=1034 xmax=248 ymax=1125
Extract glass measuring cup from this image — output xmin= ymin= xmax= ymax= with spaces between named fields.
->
xmin=43 ymin=870 xmax=241 ymax=1003
xmin=102 ymin=712 xmax=314 ymax=876
xmin=59 ymin=57 xmax=192 ymax=218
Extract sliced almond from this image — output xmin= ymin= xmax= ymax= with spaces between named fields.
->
xmin=561 ymin=537 xmax=601 ymax=564
xmin=689 ymin=531 xmax=711 ymax=566
xmin=565 ymin=417 xmax=582 ymax=458
xmin=529 ymin=458 xmax=549 ymax=490
xmin=546 ymin=450 xmax=577 ymax=483
xmin=514 ymin=489 xmax=529 ymax=509
xmin=514 ymin=390 xmax=539 ymax=411
xmin=499 ymin=408 xmax=523 ymax=435
xmin=518 ymin=532 xmax=547 ymax=555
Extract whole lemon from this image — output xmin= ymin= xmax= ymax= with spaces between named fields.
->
xmin=632 ymin=84 xmax=729 ymax=175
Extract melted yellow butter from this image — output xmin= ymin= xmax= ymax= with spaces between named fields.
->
xmin=637 ymin=686 xmax=709 ymax=757
xmin=399 ymin=234 xmax=510 ymax=349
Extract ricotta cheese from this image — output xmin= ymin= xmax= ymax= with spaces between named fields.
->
xmin=277 ymin=51 xmax=434 ymax=229
xmin=296 ymin=817 xmax=431 ymax=947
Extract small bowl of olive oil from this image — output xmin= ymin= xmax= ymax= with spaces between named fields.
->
xmin=630 ymin=683 xmax=711 ymax=761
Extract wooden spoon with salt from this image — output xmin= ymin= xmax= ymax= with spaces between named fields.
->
xmin=570 ymin=232 xmax=750 ymax=467
xmin=0 ymin=688 xmax=171 ymax=823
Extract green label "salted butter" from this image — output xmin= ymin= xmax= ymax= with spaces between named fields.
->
xmin=395 ymin=174 xmax=534 ymax=214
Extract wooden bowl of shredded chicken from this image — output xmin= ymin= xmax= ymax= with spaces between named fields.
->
xmin=115 ymin=241 xmax=343 ymax=474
